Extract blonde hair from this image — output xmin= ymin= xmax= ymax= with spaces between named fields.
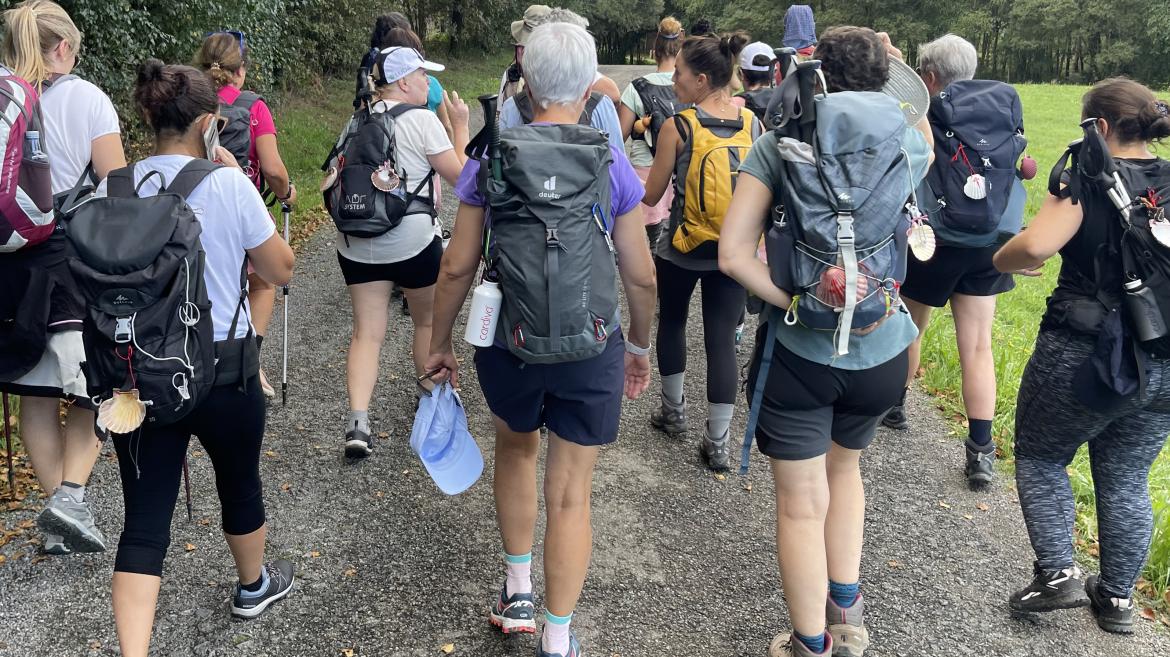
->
xmin=1 ymin=0 xmax=80 ymax=89
xmin=654 ymin=16 xmax=684 ymax=62
xmin=193 ymin=32 xmax=248 ymax=89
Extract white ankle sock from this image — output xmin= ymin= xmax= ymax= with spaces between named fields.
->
xmin=542 ymin=610 xmax=573 ymax=654
xmin=505 ymin=552 xmax=532 ymax=595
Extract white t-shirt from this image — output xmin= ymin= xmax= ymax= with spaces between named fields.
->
xmin=41 ymin=77 xmax=120 ymax=194
xmin=335 ymin=100 xmax=452 ymax=264
xmin=96 ymin=155 xmax=275 ymax=341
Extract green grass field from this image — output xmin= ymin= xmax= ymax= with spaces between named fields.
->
xmin=916 ymin=84 xmax=1170 ymax=610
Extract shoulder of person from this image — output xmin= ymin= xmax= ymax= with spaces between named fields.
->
xmin=209 ymin=164 xmax=261 ymax=196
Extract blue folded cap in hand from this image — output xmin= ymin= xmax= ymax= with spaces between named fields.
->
xmin=409 ymin=383 xmax=484 ymax=495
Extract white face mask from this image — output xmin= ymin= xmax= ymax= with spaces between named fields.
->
xmin=201 ymin=114 xmax=221 ymax=160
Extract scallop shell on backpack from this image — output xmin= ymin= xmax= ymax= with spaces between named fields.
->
xmin=96 ymin=389 xmax=147 ymax=435
xmin=909 ymin=222 xmax=936 ymax=261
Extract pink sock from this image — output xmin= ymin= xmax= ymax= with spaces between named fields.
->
xmin=505 ymin=553 xmax=532 ymax=595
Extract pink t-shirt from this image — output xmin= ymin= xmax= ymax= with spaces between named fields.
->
xmin=218 ymin=85 xmax=276 ymax=188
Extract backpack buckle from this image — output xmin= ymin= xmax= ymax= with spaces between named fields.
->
xmin=114 ymin=317 xmax=132 ymax=344
xmin=835 ymin=213 xmax=855 ymax=243
xmin=545 ymin=228 xmax=560 ymax=248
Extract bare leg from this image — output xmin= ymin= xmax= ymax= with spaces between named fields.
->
xmin=112 ymin=571 xmax=161 ymax=657
xmin=344 ymin=281 xmax=392 ymax=412
xmin=401 ymin=285 xmax=435 ymax=376
xmin=61 ymin=406 xmax=100 ymax=486
xmin=771 ymin=455 xmax=831 ymax=638
xmin=902 ymin=298 xmax=934 ymax=388
xmin=542 ymin=433 xmax=600 ymax=616
xmin=824 ymin=443 xmax=865 ymax=585
xmin=19 ymin=396 xmax=64 ymax=493
xmin=950 ymin=294 xmax=998 ymax=421
xmin=493 ymin=415 xmax=541 ymax=557
xmin=225 ymin=524 xmax=267 ymax=586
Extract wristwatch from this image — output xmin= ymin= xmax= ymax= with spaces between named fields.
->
xmin=624 ymin=340 xmax=651 ymax=356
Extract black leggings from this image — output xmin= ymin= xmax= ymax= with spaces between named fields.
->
xmin=655 ymin=256 xmax=746 ymax=404
xmin=112 ymin=379 xmax=267 ymax=577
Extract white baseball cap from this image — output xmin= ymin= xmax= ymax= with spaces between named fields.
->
xmin=375 ymin=47 xmax=444 ymax=84
xmin=740 ymin=42 xmax=777 ymax=72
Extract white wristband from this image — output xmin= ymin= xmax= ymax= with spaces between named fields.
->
xmin=624 ymin=340 xmax=651 ymax=356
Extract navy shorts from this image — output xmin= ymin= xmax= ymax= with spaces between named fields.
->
xmin=901 ymin=243 xmax=1015 ymax=308
xmin=473 ymin=333 xmax=625 ymax=446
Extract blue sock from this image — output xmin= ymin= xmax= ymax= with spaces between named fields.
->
xmin=239 ymin=567 xmax=269 ymax=597
xmin=795 ymin=631 xmax=826 ymax=654
xmin=968 ymin=418 xmax=993 ymax=447
xmin=829 ymin=579 xmax=860 ymax=608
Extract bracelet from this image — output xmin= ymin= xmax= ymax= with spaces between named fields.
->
xmin=624 ymin=340 xmax=651 ymax=356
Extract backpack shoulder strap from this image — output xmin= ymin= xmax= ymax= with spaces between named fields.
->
xmin=166 ymin=159 xmax=224 ymax=199
xmin=580 ymin=92 xmax=604 ymax=126
xmin=233 ymin=90 xmax=262 ymax=109
xmin=515 ymin=92 xmax=534 ymax=124
xmin=106 ymin=165 xmax=136 ymax=198
xmin=386 ymin=102 xmax=427 ymax=120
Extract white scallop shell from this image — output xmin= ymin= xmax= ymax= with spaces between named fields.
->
xmin=1151 ymin=220 xmax=1170 ymax=248
xmin=371 ymin=162 xmax=400 ymax=192
xmin=97 ymin=389 xmax=146 ymax=434
xmin=909 ymin=222 xmax=936 ymax=261
xmin=963 ymin=173 xmax=988 ymax=200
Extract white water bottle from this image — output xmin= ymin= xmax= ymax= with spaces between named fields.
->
xmin=464 ymin=276 xmax=502 ymax=347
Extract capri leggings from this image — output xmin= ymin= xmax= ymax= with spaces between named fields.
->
xmin=655 ymin=256 xmax=747 ymax=404
xmin=1015 ymin=328 xmax=1170 ymax=598
xmin=112 ymin=379 xmax=267 ymax=577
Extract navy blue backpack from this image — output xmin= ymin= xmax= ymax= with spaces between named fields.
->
xmin=920 ymin=80 xmax=1027 ymax=247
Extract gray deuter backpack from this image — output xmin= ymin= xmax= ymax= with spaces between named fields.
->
xmin=482 ymin=123 xmax=618 ymax=364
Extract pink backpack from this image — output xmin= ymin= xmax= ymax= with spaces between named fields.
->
xmin=0 ymin=70 xmax=54 ymax=253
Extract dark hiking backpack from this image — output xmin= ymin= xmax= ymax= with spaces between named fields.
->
xmin=919 ymin=80 xmax=1027 ymax=247
xmin=0 ymin=68 xmax=54 ymax=253
xmin=514 ymin=89 xmax=604 ymax=127
xmin=742 ymin=88 xmax=774 ymax=124
xmin=480 ymin=123 xmax=619 ymax=364
xmin=65 ymin=159 xmax=245 ymax=429
xmin=631 ymin=77 xmax=689 ymax=155
xmin=322 ymin=103 xmax=436 ymax=238
xmin=218 ymin=91 xmax=262 ymax=179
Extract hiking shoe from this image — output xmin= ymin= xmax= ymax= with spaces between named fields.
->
xmin=488 ymin=585 xmax=536 ymax=634
xmin=880 ymin=404 xmax=907 ymax=430
xmin=345 ymin=427 xmax=373 ymax=459
xmin=699 ymin=428 xmax=731 ymax=472
xmin=537 ymin=630 xmax=583 ymax=657
xmin=650 ymin=398 xmax=687 ymax=437
xmin=964 ymin=438 xmax=996 ymax=488
xmin=231 ymin=559 xmax=295 ymax=619
xmin=42 ymin=533 xmax=70 ymax=556
xmin=36 ymin=491 xmax=106 ymax=553
xmin=1086 ymin=575 xmax=1135 ymax=634
xmin=827 ymin=595 xmax=869 ymax=657
xmin=768 ymin=633 xmax=833 ymax=657
xmin=1008 ymin=563 xmax=1090 ymax=612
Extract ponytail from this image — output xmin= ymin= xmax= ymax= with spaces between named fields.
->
xmin=194 ymin=32 xmax=248 ymax=90
xmin=1083 ymin=77 xmax=1170 ymax=146
xmin=680 ymin=30 xmax=748 ymax=89
xmin=653 ymin=16 xmax=684 ymax=62
xmin=1 ymin=0 xmax=81 ymax=89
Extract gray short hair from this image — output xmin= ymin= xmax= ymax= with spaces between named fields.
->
xmin=918 ymin=34 xmax=978 ymax=88
xmin=523 ymin=22 xmax=597 ymax=110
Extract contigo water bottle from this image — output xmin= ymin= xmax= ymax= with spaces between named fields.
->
xmin=464 ymin=274 xmax=502 ymax=347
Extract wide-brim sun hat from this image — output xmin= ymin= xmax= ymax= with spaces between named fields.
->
xmin=409 ymin=383 xmax=483 ymax=495
xmin=881 ymin=56 xmax=930 ymax=127
xmin=510 ymin=4 xmax=552 ymax=46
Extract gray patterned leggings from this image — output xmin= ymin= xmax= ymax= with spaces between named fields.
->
xmin=1014 ymin=329 xmax=1170 ymax=599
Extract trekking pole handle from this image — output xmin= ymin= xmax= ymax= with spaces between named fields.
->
xmin=478 ymin=94 xmax=502 ymax=181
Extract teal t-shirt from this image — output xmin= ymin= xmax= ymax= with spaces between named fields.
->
xmin=427 ymin=75 xmax=443 ymax=113
xmin=738 ymin=122 xmax=932 ymax=370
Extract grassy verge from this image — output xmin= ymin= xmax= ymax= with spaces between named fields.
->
xmin=917 ymin=83 xmax=1170 ymax=619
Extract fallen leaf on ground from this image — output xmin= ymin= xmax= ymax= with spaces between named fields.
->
xmin=403 ymin=469 xmax=411 ymax=475
xmin=341 ymin=649 xmax=354 ymax=657
xmin=344 ymin=568 xmax=357 ymax=577
xmin=1139 ymin=607 xmax=1156 ymax=621
xmin=0 ymin=555 xmax=6 ymax=565
xmin=976 ymin=502 xmax=990 ymax=512
xmin=962 ymin=514 xmax=973 ymax=520
xmin=310 ymin=551 xmax=320 ymax=558
xmin=191 ymin=450 xmax=203 ymax=458
xmin=281 ymin=482 xmax=291 ymax=492
xmin=375 ymin=491 xmax=384 ymax=498
xmin=888 ymin=560 xmax=901 ymax=569
xmin=714 ymin=473 xmax=726 ymax=481
xmin=265 ymin=450 xmax=277 ymax=458
xmin=185 ymin=543 xmax=196 ymax=552
xmin=743 ymin=483 xmax=752 ymax=492
xmin=378 ymin=432 xmax=390 ymax=439
xmin=197 ymin=517 xmax=211 ymax=526
xmin=938 ymin=500 xmax=951 ymax=509
xmin=440 ymin=643 xmax=455 ymax=654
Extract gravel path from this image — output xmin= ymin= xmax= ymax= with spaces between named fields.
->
xmin=1 ymin=66 xmax=1167 ymax=657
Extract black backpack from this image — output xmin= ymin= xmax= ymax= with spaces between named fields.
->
xmin=219 ymin=91 xmax=262 ymax=176
xmin=630 ymin=77 xmax=689 ymax=155
xmin=920 ymin=80 xmax=1027 ymax=247
xmin=515 ymin=90 xmax=604 ymax=126
xmin=65 ymin=159 xmax=250 ymax=429
xmin=322 ymin=103 xmax=436 ymax=238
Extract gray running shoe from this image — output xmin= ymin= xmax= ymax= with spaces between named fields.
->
xmin=964 ymin=438 xmax=996 ymax=488
xmin=826 ymin=595 xmax=869 ymax=657
xmin=768 ymin=633 xmax=832 ymax=657
xmin=42 ymin=533 xmax=70 ymax=556
xmin=1085 ymin=575 xmax=1135 ymax=634
xmin=699 ymin=427 xmax=731 ymax=472
xmin=231 ymin=559 xmax=295 ymax=619
xmin=36 ymin=491 xmax=106 ymax=553
xmin=650 ymin=397 xmax=687 ymax=437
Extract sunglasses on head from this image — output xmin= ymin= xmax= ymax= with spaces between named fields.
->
xmin=205 ymin=30 xmax=246 ymax=58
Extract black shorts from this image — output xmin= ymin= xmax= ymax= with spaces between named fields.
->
xmin=745 ymin=326 xmax=908 ymax=461
xmin=900 ymin=243 xmax=1015 ymax=308
xmin=473 ymin=333 xmax=625 ymax=446
xmin=336 ymin=236 xmax=442 ymax=288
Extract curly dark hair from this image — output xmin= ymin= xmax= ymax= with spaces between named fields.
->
xmin=814 ymin=26 xmax=888 ymax=92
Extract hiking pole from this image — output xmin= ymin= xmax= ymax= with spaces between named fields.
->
xmin=182 ymin=456 xmax=193 ymax=522
xmin=281 ymin=202 xmax=291 ymax=406
xmin=3 ymin=393 xmax=14 ymax=495
xmin=478 ymin=94 xmax=502 ymax=181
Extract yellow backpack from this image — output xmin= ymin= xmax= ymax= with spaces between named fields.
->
xmin=671 ymin=107 xmax=756 ymax=254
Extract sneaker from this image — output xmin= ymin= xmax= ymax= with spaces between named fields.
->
xmin=345 ymin=427 xmax=373 ymax=459
xmin=699 ymin=428 xmax=731 ymax=472
xmin=768 ymin=633 xmax=833 ymax=657
xmin=231 ymin=559 xmax=295 ymax=619
xmin=1008 ymin=563 xmax=1090 ymax=612
xmin=36 ymin=491 xmax=106 ymax=553
xmin=964 ymin=438 xmax=996 ymax=488
xmin=537 ymin=630 xmax=583 ymax=657
xmin=880 ymin=404 xmax=907 ymax=430
xmin=488 ymin=585 xmax=536 ymax=634
xmin=826 ymin=595 xmax=869 ymax=657
xmin=42 ymin=533 xmax=70 ymax=556
xmin=1085 ymin=574 xmax=1135 ymax=634
xmin=650 ymin=398 xmax=687 ymax=438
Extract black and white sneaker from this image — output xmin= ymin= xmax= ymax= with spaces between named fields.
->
xmin=231 ymin=559 xmax=295 ymax=619
xmin=1008 ymin=563 xmax=1090 ymax=612
xmin=1085 ymin=574 xmax=1135 ymax=634
xmin=345 ymin=428 xmax=373 ymax=459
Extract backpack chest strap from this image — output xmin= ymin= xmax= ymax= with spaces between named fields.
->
xmin=835 ymin=204 xmax=858 ymax=357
